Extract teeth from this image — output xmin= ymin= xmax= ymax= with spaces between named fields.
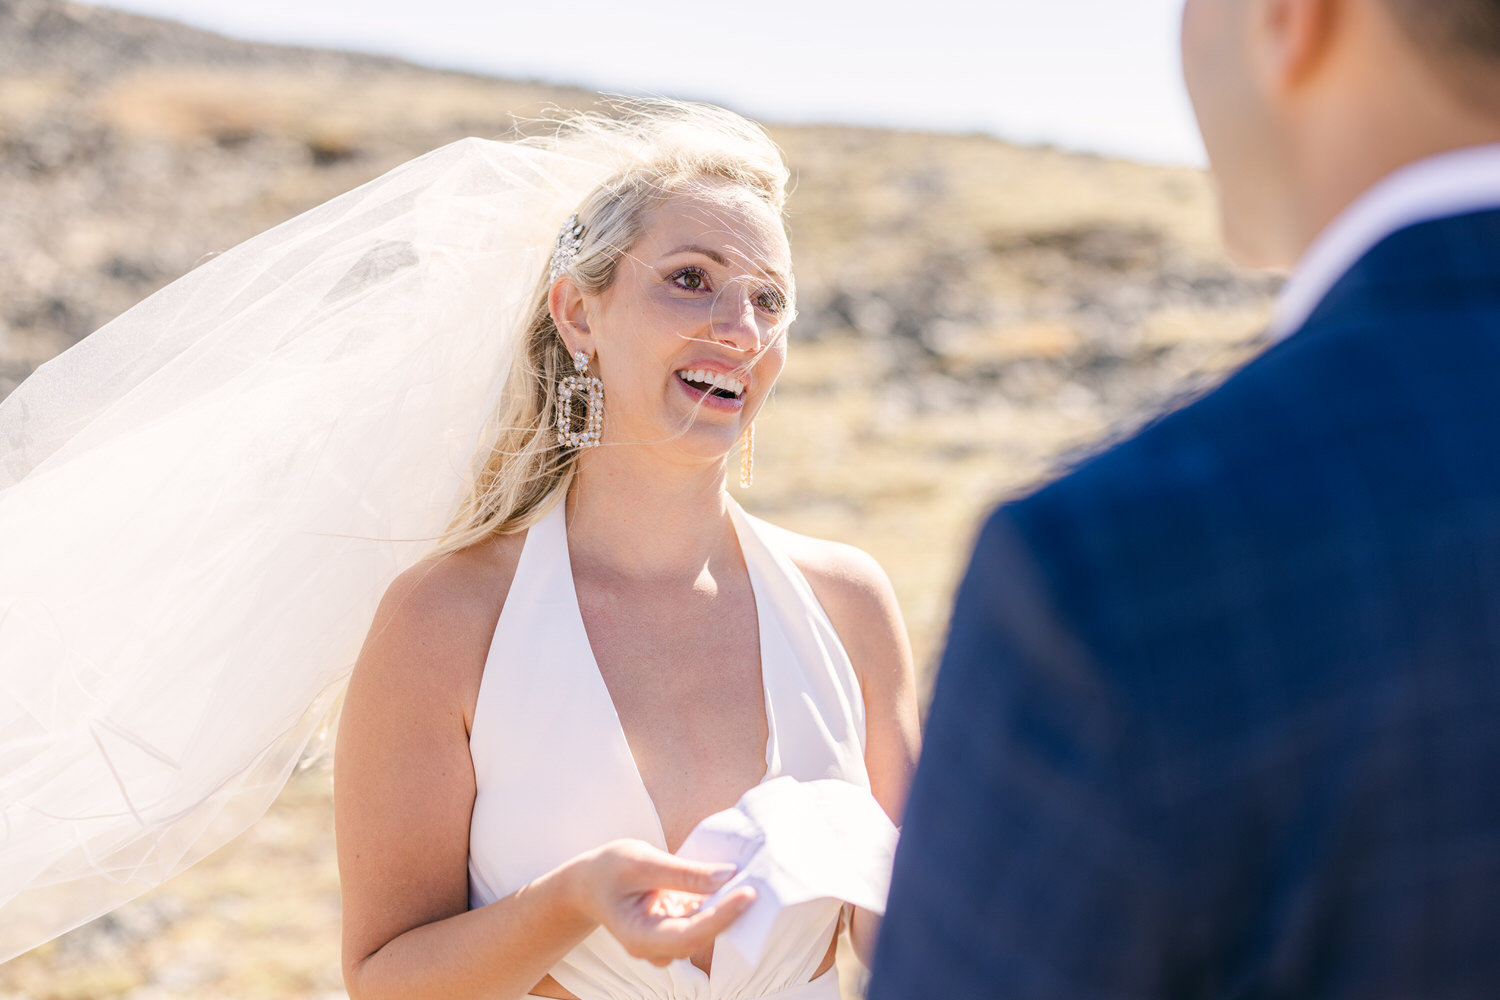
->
xmin=678 ymin=369 xmax=745 ymax=397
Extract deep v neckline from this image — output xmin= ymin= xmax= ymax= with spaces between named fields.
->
xmin=552 ymin=500 xmax=779 ymax=856
xmin=466 ymin=496 xmax=867 ymax=998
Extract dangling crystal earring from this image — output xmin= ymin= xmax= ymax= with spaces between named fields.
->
xmin=738 ymin=422 xmax=755 ymax=488
xmin=557 ymin=350 xmax=604 ymax=448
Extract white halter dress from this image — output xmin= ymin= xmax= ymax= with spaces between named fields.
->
xmin=467 ymin=499 xmax=870 ymax=1000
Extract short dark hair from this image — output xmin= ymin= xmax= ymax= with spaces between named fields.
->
xmin=1381 ymin=0 xmax=1500 ymax=107
xmin=1382 ymin=0 xmax=1500 ymax=63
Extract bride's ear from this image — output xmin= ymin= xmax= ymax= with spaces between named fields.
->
xmin=549 ymin=277 xmax=596 ymax=357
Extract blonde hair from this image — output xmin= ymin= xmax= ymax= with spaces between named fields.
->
xmin=431 ymin=100 xmax=792 ymax=556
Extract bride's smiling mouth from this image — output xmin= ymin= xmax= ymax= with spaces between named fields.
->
xmin=675 ymin=368 xmax=747 ymax=407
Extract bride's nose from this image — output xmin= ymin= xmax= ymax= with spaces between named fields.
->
xmin=708 ymin=286 xmax=764 ymax=352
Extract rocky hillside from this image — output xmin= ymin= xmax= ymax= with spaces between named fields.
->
xmin=0 ymin=0 xmax=1277 ymax=400
xmin=0 ymin=0 xmax=1284 ymax=650
xmin=0 ymin=0 xmax=599 ymax=392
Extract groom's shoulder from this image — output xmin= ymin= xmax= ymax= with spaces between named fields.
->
xmin=990 ymin=209 xmax=1500 ymax=576
xmin=992 ymin=226 xmax=1500 ymax=617
xmin=988 ymin=324 xmax=1393 ymax=601
xmin=999 ymin=348 xmax=1306 ymax=565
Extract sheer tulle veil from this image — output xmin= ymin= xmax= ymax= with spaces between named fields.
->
xmin=0 ymin=107 xmax=713 ymax=960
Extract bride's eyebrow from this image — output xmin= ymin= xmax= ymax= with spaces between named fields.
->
xmin=663 ymin=244 xmax=788 ymax=285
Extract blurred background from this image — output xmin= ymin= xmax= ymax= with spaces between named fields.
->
xmin=0 ymin=0 xmax=1279 ymax=995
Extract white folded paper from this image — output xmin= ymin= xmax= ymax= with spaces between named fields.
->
xmin=675 ymin=776 xmax=899 ymax=966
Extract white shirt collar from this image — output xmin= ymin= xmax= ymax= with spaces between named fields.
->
xmin=1271 ymin=143 xmax=1500 ymax=340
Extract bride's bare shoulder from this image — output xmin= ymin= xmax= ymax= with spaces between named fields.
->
xmin=773 ymin=527 xmax=893 ymax=607
xmin=352 ymin=531 xmax=528 ymax=708
xmin=768 ymin=525 xmax=911 ymax=682
xmin=379 ymin=532 xmax=527 ymax=629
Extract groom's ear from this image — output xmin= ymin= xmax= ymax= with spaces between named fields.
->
xmin=549 ymin=277 xmax=596 ymax=357
xmin=1251 ymin=0 xmax=1339 ymax=95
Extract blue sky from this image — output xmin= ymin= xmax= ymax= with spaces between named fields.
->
xmin=87 ymin=0 xmax=1204 ymax=166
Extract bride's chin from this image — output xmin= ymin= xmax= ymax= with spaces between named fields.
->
xmin=663 ymin=411 xmax=746 ymax=448
xmin=661 ymin=428 xmax=744 ymax=469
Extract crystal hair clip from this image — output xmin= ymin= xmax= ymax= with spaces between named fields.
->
xmin=549 ymin=214 xmax=585 ymax=282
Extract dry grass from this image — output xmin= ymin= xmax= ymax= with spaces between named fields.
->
xmin=1 ymin=771 xmax=343 ymax=1000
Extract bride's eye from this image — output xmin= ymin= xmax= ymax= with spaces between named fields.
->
xmin=755 ymin=287 xmax=787 ymax=315
xmin=670 ymin=267 xmax=710 ymax=291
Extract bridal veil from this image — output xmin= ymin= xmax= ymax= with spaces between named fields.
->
xmin=0 ymin=116 xmax=652 ymax=959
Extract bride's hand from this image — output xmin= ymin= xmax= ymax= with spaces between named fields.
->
xmin=567 ymin=839 xmax=757 ymax=967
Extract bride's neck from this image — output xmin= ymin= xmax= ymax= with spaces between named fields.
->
xmin=564 ymin=448 xmax=736 ymax=581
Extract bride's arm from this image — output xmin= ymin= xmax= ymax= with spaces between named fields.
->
xmin=788 ymin=539 xmax=922 ymax=964
xmin=335 ymin=556 xmax=753 ymax=1000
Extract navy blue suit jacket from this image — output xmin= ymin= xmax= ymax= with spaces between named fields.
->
xmin=871 ymin=209 xmax=1500 ymax=999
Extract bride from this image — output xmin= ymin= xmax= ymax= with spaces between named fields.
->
xmin=0 ymin=101 xmax=918 ymax=998
xmin=335 ymin=105 xmax=920 ymax=1000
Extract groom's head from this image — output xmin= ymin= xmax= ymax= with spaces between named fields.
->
xmin=1181 ymin=0 xmax=1500 ymax=267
